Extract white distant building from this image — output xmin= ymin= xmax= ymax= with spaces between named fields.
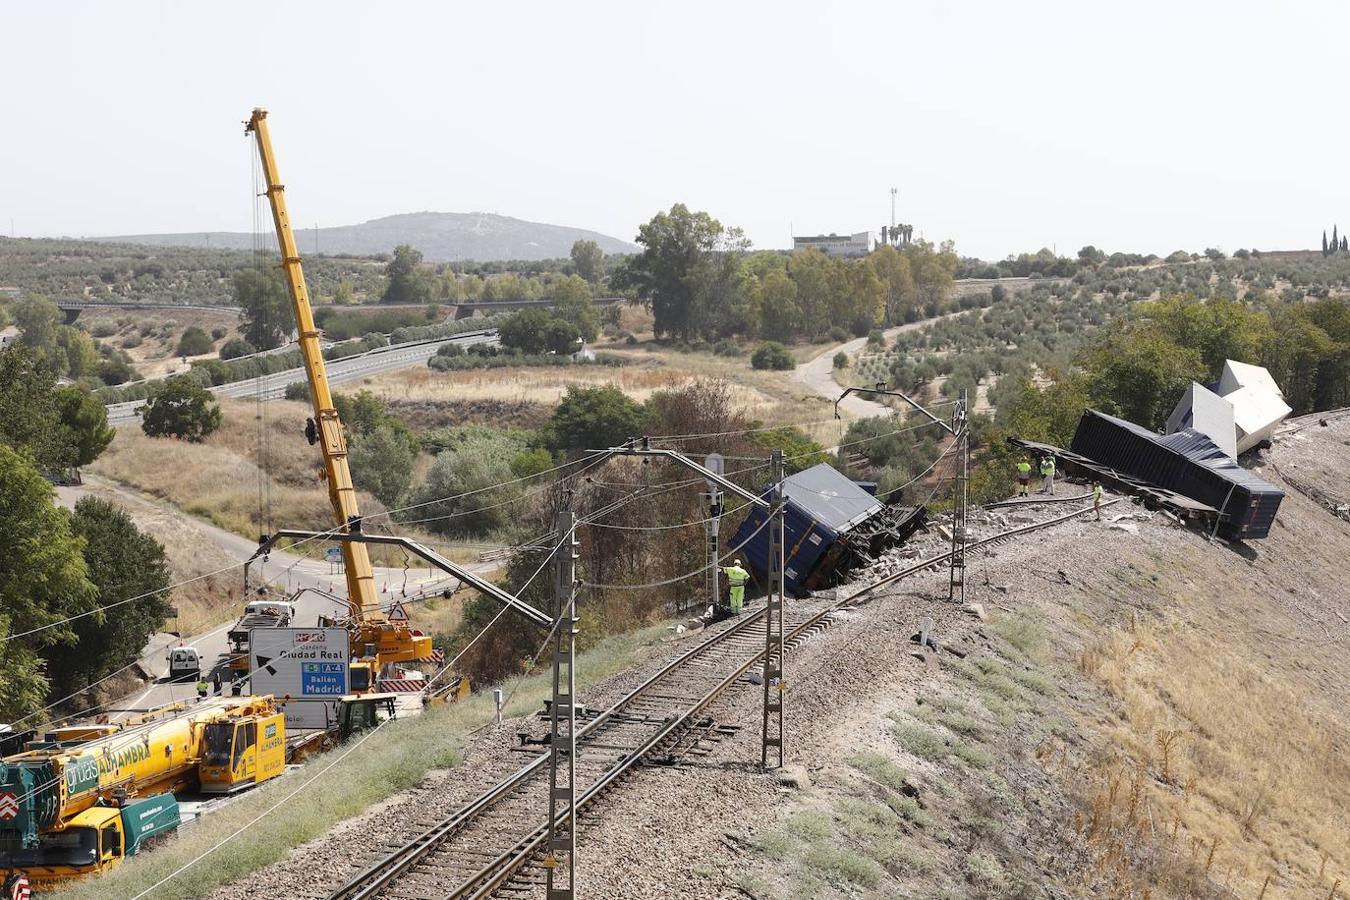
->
xmin=1164 ymin=360 xmax=1291 ymax=457
xmin=792 ymin=231 xmax=874 ymax=258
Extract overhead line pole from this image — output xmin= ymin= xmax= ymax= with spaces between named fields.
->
xmin=948 ymin=389 xmax=970 ymax=605
xmin=761 ymin=449 xmax=786 ymax=771
xmin=587 ymin=439 xmax=790 ymax=769
xmin=545 ymin=506 xmax=579 ymax=900
xmin=834 ymin=384 xmax=970 ymax=603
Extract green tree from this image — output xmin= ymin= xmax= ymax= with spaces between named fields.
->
xmin=499 ymin=308 xmax=555 ymax=355
xmin=751 ymin=269 xmax=800 ymax=341
xmin=56 ymin=327 xmax=100 ymax=378
xmin=43 ymin=497 xmax=171 ymax=700
xmin=55 ymin=387 xmax=114 ymax=467
xmin=547 ymin=385 xmax=648 ymax=455
xmin=0 ymin=345 xmax=65 ymax=470
xmin=233 ymin=267 xmax=293 ymax=351
xmin=175 ymin=326 xmax=213 ymax=357
xmin=409 ymin=434 xmax=522 ymax=536
xmin=788 ymin=249 xmax=834 ymax=339
xmin=1138 ymin=295 xmax=1273 ymax=378
xmin=905 ymin=240 xmax=959 ymax=315
xmin=867 ymin=245 xmax=916 ymax=324
xmin=613 ymin=204 xmax=728 ymax=341
xmin=0 ymin=445 xmax=99 ymax=719
xmin=333 ymin=389 xmax=389 ymax=436
xmin=1081 ymin=329 xmax=1206 ymax=430
xmin=140 ymin=375 xmax=223 ymax=442
xmin=570 ymin=239 xmax=604 ymax=283
xmin=350 ymin=423 xmax=416 ymax=507
xmin=551 ymin=275 xmax=600 ymax=342
xmin=382 ymin=245 xmax=435 ymax=304
xmin=13 ymin=295 xmax=62 ymax=353
xmin=751 ymin=341 xmax=795 ymax=371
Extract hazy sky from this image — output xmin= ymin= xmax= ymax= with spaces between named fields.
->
xmin=3 ymin=1 xmax=1347 ymax=260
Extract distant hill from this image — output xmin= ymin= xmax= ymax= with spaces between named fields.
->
xmin=98 ymin=212 xmax=637 ymax=262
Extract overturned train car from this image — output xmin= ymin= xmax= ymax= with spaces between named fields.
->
xmin=1068 ymin=409 xmax=1283 ymax=540
xmin=730 ymin=463 xmax=927 ymax=596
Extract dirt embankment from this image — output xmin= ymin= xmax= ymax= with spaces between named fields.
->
xmin=189 ymin=414 xmax=1349 ymax=900
xmin=572 ymin=421 xmax=1350 ymax=898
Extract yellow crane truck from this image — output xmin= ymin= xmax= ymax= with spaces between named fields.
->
xmin=0 ymin=697 xmax=284 ymax=889
xmin=243 ymin=108 xmax=432 ymax=687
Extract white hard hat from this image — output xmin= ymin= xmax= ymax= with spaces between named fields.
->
xmin=734 ymin=559 xmax=742 ymax=566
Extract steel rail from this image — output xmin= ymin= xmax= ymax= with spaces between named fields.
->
xmin=326 ymin=610 xmax=770 ymax=900
xmin=334 ymin=500 xmax=1115 ymax=900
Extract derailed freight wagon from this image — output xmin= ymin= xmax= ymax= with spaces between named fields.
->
xmin=1069 ymin=409 xmax=1283 ymax=540
xmin=729 ymin=463 xmax=926 ymax=595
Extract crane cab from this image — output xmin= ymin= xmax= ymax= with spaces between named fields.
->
xmin=198 ymin=712 xmax=286 ymax=793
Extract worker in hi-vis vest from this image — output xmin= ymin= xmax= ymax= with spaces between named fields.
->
xmin=1039 ymin=455 xmax=1056 ymax=495
xmin=722 ymin=559 xmax=750 ymax=614
xmin=1016 ymin=459 xmax=1032 ymax=496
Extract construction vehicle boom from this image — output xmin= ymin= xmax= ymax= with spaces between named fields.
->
xmin=243 ymin=108 xmax=430 ymax=676
xmin=0 ymin=697 xmax=285 ymax=888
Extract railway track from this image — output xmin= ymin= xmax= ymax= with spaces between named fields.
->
xmin=326 ymin=499 xmax=1112 ymax=900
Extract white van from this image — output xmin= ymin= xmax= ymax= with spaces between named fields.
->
xmin=166 ymin=646 xmax=201 ymax=681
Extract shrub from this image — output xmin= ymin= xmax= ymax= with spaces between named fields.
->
xmin=833 ymin=351 xmax=849 ymax=369
xmin=712 ymin=339 xmax=741 ymax=357
xmin=210 ymin=326 xmax=228 ymax=340
xmin=174 ymin=327 xmax=213 ymax=357
xmin=120 ymin=334 xmax=142 ymax=349
xmin=828 ymin=326 xmax=849 ymax=342
xmin=218 ymin=338 xmax=257 ymax=360
xmin=750 ymin=341 xmax=794 ymax=371
xmin=89 ymin=322 xmax=117 ymax=338
xmin=866 ymin=328 xmax=885 ymax=346
xmin=284 ymin=382 xmax=307 ymax=401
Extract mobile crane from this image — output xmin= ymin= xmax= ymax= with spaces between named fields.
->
xmin=0 ymin=697 xmax=285 ymax=888
xmin=243 ymin=108 xmax=432 ymax=687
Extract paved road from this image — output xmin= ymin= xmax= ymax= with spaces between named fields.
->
xmin=54 ymin=478 xmax=494 ymax=718
xmin=106 ymin=330 xmax=498 ymax=425
xmin=791 ymin=311 xmax=970 ymax=418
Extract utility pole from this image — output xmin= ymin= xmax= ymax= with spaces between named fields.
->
xmin=948 ymin=389 xmax=970 ymax=605
xmin=890 ymin=187 xmax=897 ymax=230
xmin=761 ymin=449 xmax=786 ymax=772
xmin=545 ymin=507 xmax=579 ymax=900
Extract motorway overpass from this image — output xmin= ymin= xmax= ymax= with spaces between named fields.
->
xmin=106 ymin=329 xmax=498 ymax=425
xmin=55 ymin=297 xmax=625 ymax=322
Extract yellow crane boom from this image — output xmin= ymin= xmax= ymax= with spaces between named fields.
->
xmin=243 ymin=108 xmax=380 ymax=622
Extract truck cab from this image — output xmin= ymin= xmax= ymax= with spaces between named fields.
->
xmin=227 ymin=600 xmax=298 ymax=673
xmin=198 ymin=712 xmax=286 ymax=793
xmin=0 ymin=795 xmax=178 ymax=890
xmin=165 ymin=646 xmax=201 ymax=682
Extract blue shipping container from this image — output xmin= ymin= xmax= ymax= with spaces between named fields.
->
xmin=729 ymin=464 xmax=883 ymax=595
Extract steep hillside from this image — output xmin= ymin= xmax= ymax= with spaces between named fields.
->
xmin=99 ymin=212 xmax=637 ymax=262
